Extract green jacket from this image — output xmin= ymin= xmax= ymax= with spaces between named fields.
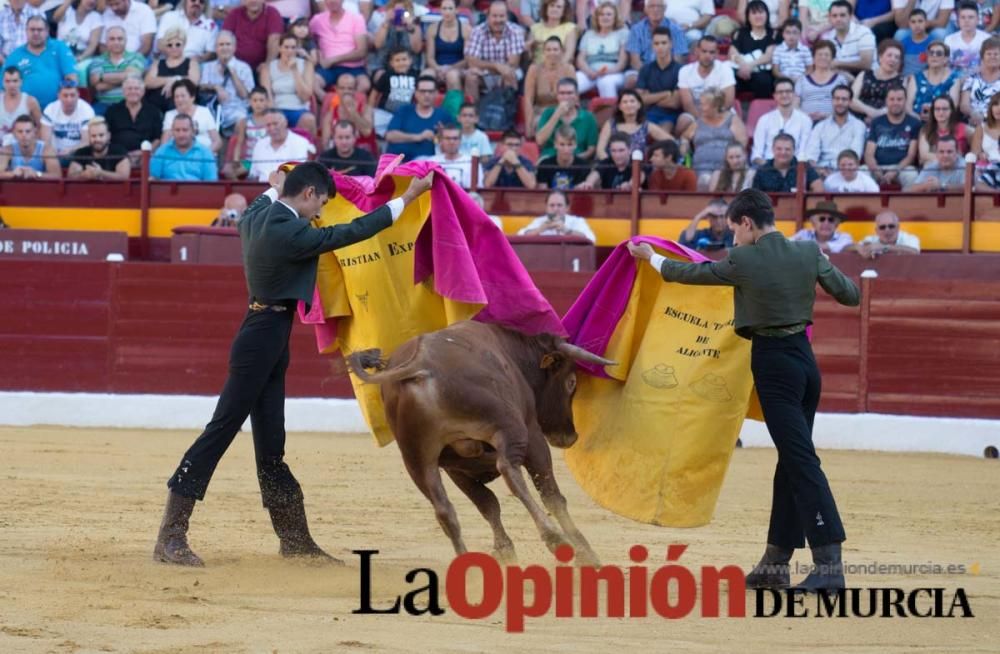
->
xmin=658 ymin=231 xmax=860 ymax=339
xmin=238 ymin=191 xmax=392 ymax=306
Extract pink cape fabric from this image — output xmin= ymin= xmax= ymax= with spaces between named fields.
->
xmin=298 ymin=155 xmax=566 ymax=350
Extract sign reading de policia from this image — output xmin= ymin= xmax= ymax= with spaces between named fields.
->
xmin=351 ymin=546 xmax=975 ymax=632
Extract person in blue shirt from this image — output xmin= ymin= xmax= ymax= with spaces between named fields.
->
xmin=150 ymin=114 xmax=219 ymax=181
xmin=626 ymin=0 xmax=689 ymax=78
xmin=4 ymin=16 xmax=77 ymax=108
xmin=384 ymin=75 xmax=452 ymax=161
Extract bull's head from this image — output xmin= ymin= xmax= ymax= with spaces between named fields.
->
xmin=536 ymin=342 xmax=616 ymax=449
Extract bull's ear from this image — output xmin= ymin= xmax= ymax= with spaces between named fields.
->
xmin=540 ymin=352 xmax=562 ymax=369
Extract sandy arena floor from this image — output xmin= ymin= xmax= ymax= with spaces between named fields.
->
xmin=0 ymin=425 xmax=997 ymax=653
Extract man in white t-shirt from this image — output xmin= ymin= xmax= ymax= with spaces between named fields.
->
xmin=821 ymin=0 xmax=876 ymax=75
xmin=102 ymin=0 xmax=157 ymax=56
xmin=851 ymin=210 xmax=921 ymax=257
xmin=41 ymin=81 xmax=94 ymax=161
xmin=944 ymin=2 xmax=989 ymax=73
xmin=751 ymin=77 xmax=813 ymax=165
xmin=249 ymin=109 xmax=315 ymax=181
xmin=517 ymin=190 xmax=596 ymax=242
xmin=664 ymin=0 xmax=715 ymax=46
xmin=424 ymin=123 xmax=482 ymax=190
xmin=892 ymin=0 xmax=954 ymax=42
xmin=677 ymin=36 xmax=735 ymax=131
xmin=823 ymin=150 xmax=880 ymax=191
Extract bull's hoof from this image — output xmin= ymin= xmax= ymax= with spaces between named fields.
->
xmin=575 ymin=549 xmax=601 ymax=568
xmin=280 ymin=540 xmax=345 ymax=565
xmin=492 ymin=545 xmax=518 ymax=566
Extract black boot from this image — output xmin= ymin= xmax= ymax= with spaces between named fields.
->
xmin=745 ymin=544 xmax=793 ymax=589
xmin=153 ymin=491 xmax=204 ymax=567
xmin=267 ymin=497 xmax=342 ymax=564
xmin=793 ymin=542 xmax=845 ymax=592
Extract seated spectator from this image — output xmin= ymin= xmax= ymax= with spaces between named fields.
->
xmin=150 ymin=114 xmax=217 ymax=181
xmin=971 ymin=91 xmax=1000 ymax=163
xmin=7 ymin=16 xmax=77 ymax=108
xmin=864 ymin=85 xmax=921 ymax=187
xmin=753 ymin=133 xmax=823 ymax=191
xmin=143 ymin=27 xmax=201 ymax=113
xmin=636 ymin=27 xmax=683 ymax=131
xmin=906 ymin=135 xmax=966 ymax=190
xmin=678 ymin=198 xmax=734 ymax=251
xmin=823 ymin=149 xmax=880 ymax=191
xmin=67 ymin=116 xmax=130 ymax=180
xmin=575 ymin=2 xmax=628 ymax=99
xmin=101 ymin=0 xmax=156 ymax=57
xmin=664 ymin=0 xmax=715 ymax=46
xmin=222 ymin=0 xmax=284 ymax=72
xmin=524 ymin=37 xmax=575 ymax=140
xmin=730 ymin=0 xmax=778 ymax=99
xmin=248 ymin=109 xmax=314 ymax=181
xmin=771 ymin=19 xmax=812 ymax=82
xmin=580 ymin=132 xmax=640 ymax=190
xmin=224 ymin=85 xmax=270 ymax=179
xmin=918 ymin=95 xmax=969 ymax=166
xmin=821 ymin=1 xmax=875 ymax=76
xmin=907 ymin=42 xmax=960 ymax=123
xmin=321 ymin=73 xmax=374 ymax=149
xmin=54 ymin=0 xmax=102 ymax=79
xmin=516 ymin=190 xmax=596 ymax=242
xmin=156 ymin=0 xmax=218 ymax=61
xmin=893 ymin=0 xmax=953 ymax=43
xmin=0 ymin=114 xmax=60 ymax=179
xmin=463 ymin=0 xmax=524 ymax=102
xmin=161 ymin=79 xmax=221 ymax=154
xmin=106 ymin=75 xmax=163 ymax=161
xmin=679 ymin=87 xmax=748 ymax=186
xmin=850 ymin=39 xmax=904 ymax=122
xmin=310 ymin=0 xmax=370 ymax=92
xmin=318 ymin=120 xmax=376 ymax=175
xmin=42 ymin=81 xmax=94 ymax=163
xmin=708 ymin=141 xmax=757 ymax=191
xmin=260 ymin=32 xmax=317 ymax=136
xmin=424 ymin=0 xmax=471 ymax=94
xmin=850 ymin=210 xmax=921 ymax=257
xmin=212 ymin=193 xmax=248 ymax=227
xmin=424 ymin=122 xmax=482 ymax=189
xmin=794 ymin=40 xmax=847 ymax=121
xmin=535 ymin=126 xmax=589 ymax=189
xmin=790 ymin=200 xmax=854 ymax=253
xmin=751 ymin=77 xmax=811 ymax=165
xmin=596 ymin=89 xmax=672 ymax=159
xmin=535 ymin=77 xmax=598 ymax=160
xmin=483 ymin=129 xmax=538 ymax=188
xmin=198 ymin=31 xmax=255 ymax=135
xmin=945 ymin=2 xmax=989 ymax=73
xmin=626 ymin=0 xmax=689 ymax=82
xmin=0 ymin=67 xmax=42 ymax=143
xmin=528 ymin=0 xmax=576 ymax=64
xmin=800 ymin=0 xmax=834 ymax=43
xmin=804 ymin=83 xmax=866 ymax=174
xmin=88 ymin=26 xmax=146 ymax=114
xmin=646 ymin=139 xmax=696 ymax=190
xmin=370 ymin=0 xmax=424 ymax=70
xmin=960 ymin=37 xmax=1000 ymax=126
xmin=0 ymin=0 xmax=43 ymax=64
xmin=288 ymin=18 xmax=319 ymax=76
xmin=677 ymin=36 xmax=736 ymax=128
xmin=385 ymin=75 xmax=451 ymax=161
xmin=369 ymin=48 xmax=417 ymax=138
xmin=899 ymin=9 xmax=932 ymax=77
xmin=455 ymin=103 xmax=492 ymax=157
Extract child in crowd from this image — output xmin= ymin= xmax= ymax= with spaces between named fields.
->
xmin=900 ymin=10 xmax=933 ymax=78
xmin=369 ymin=47 xmax=417 ymax=137
xmin=224 ymin=87 xmax=270 ymax=180
xmin=455 ymin=102 xmax=493 ymax=157
xmin=290 ymin=17 xmax=319 ymax=66
xmin=772 ymin=19 xmax=813 ymax=82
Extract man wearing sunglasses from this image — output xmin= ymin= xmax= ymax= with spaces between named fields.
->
xmin=791 ymin=199 xmax=855 ymax=253
xmin=851 ymin=210 xmax=921 ymax=258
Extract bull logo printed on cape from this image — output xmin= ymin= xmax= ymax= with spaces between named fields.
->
xmin=355 ymin=291 xmax=370 ymax=311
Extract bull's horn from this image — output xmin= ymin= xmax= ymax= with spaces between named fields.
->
xmin=557 ymin=342 xmax=617 ymax=367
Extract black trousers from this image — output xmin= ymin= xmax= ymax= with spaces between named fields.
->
xmin=751 ymin=332 xmax=846 ymax=549
xmin=167 ymin=306 xmax=303 ymax=508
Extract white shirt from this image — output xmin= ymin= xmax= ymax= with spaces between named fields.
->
xmin=57 ymin=7 xmax=103 ymax=54
xmin=101 ymin=1 xmax=157 ymax=52
xmin=249 ymin=131 xmax=315 ymax=181
xmin=517 ymin=214 xmax=596 ymax=243
xmin=664 ymin=0 xmax=714 ymax=28
xmin=790 ymin=228 xmax=854 ymax=252
xmin=944 ymin=29 xmax=990 ymax=73
xmin=424 ymin=153 xmax=483 ymax=190
xmin=752 ymin=107 xmax=813 ymax=162
xmin=804 ymin=113 xmax=867 ymax=169
xmin=678 ymin=60 xmax=736 ymax=104
xmin=823 ymin=170 xmax=880 ymax=192
xmin=42 ymin=99 xmax=95 ymax=155
xmin=891 ymin=0 xmax=954 ymax=22
xmin=156 ymin=9 xmax=219 ymax=59
xmin=861 ymin=230 xmax=921 ymax=252
xmin=820 ymin=21 xmax=875 ymax=65
xmin=162 ymin=105 xmax=218 ymax=150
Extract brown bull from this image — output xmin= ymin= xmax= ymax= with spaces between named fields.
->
xmin=347 ymin=321 xmax=615 ymax=566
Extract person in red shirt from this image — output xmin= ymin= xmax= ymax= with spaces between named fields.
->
xmin=645 ymin=139 xmax=696 ymax=190
xmin=221 ymin=0 xmax=283 ymax=71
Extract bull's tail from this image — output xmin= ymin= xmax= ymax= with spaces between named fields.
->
xmin=346 ymin=342 xmax=429 ymax=385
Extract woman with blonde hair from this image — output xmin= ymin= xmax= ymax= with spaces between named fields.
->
xmin=527 ymin=0 xmax=576 ymax=65
xmin=144 ymin=26 xmax=201 ymax=112
xmin=708 ymin=142 xmax=756 ymax=191
xmin=524 ymin=36 xmax=575 ymax=139
xmin=575 ymin=1 xmax=628 ymax=99
xmin=680 ymin=87 xmax=748 ymax=187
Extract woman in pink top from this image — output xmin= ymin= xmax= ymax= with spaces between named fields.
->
xmin=310 ymin=0 xmax=370 ymax=91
